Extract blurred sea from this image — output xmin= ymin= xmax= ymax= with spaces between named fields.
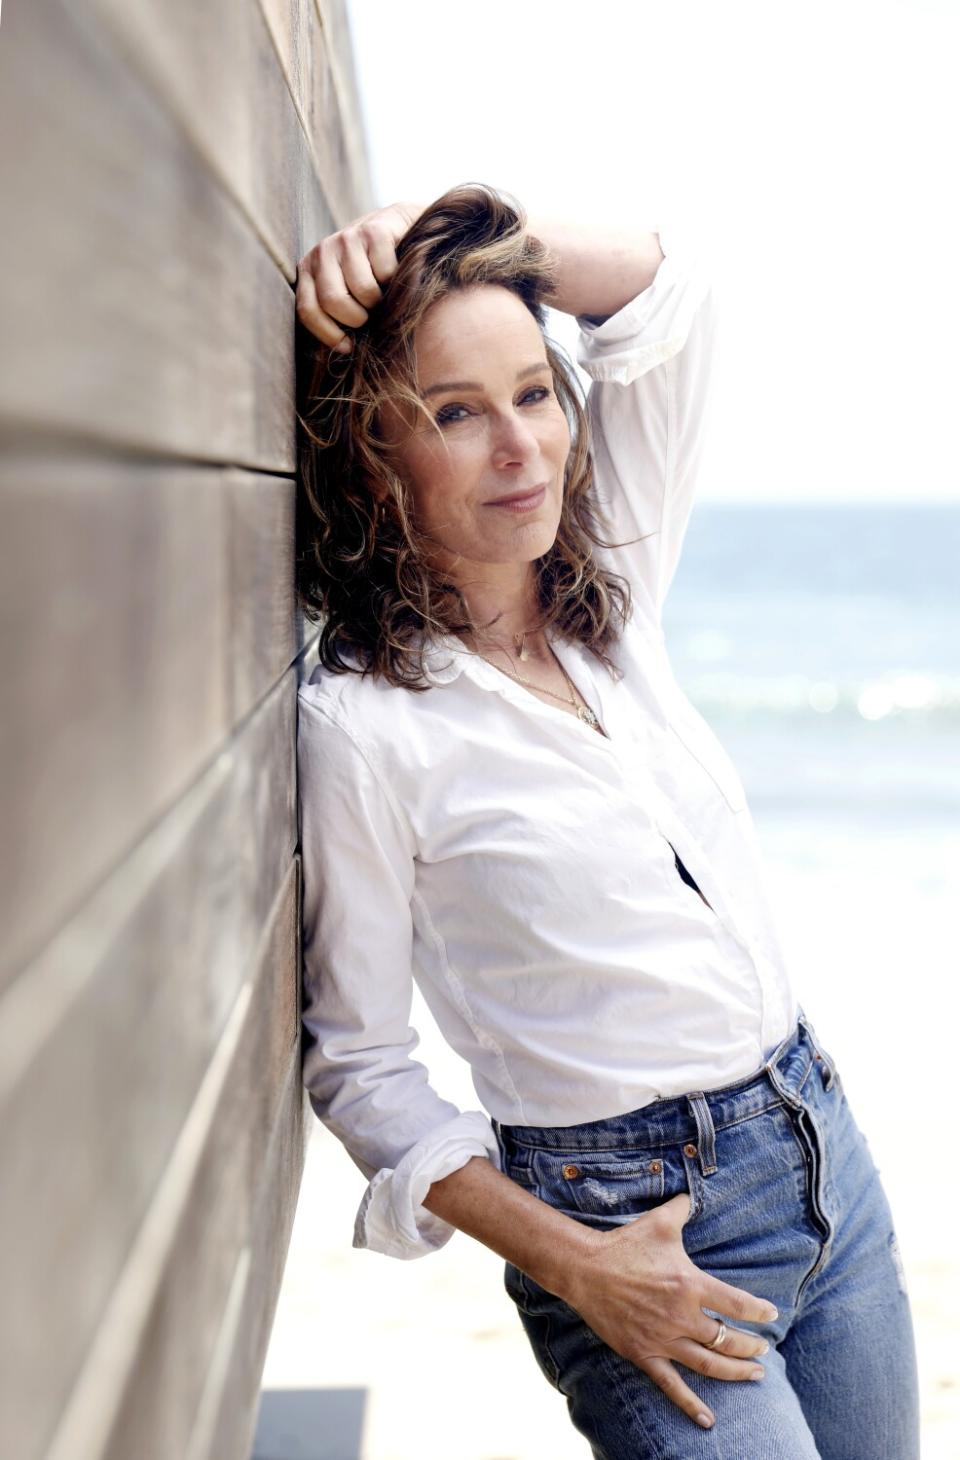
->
xmin=663 ymin=501 xmax=960 ymax=821
xmin=663 ymin=502 xmax=960 ymax=1270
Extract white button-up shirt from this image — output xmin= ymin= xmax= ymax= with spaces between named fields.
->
xmin=297 ymin=230 xmax=799 ymax=1261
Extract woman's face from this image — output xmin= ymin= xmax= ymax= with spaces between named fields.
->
xmin=379 ymin=284 xmax=571 ymax=579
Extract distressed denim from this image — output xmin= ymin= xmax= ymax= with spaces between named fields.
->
xmin=493 ymin=1012 xmax=920 ymax=1459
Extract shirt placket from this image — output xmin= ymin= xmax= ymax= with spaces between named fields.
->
xmin=582 ymin=653 xmax=784 ymax=1057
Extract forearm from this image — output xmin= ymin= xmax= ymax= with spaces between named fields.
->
xmin=422 ymin=1154 xmax=600 ymax=1298
xmin=525 ymin=213 xmax=665 ymax=321
xmin=401 ymin=199 xmax=664 ymax=323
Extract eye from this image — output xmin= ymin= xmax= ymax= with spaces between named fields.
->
xmin=434 ymin=403 xmax=471 ymax=426
xmin=434 ymin=385 xmax=553 ymax=427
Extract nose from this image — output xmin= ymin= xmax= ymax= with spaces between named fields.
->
xmin=489 ymin=408 xmax=541 ymax=470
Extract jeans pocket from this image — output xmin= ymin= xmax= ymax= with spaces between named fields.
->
xmin=530 ymin=1147 xmax=667 ymax=1224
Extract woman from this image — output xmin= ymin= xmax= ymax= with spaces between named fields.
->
xmin=294 ymin=184 xmax=920 ymax=1459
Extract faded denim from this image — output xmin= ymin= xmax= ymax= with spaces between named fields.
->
xmin=493 ymin=1012 xmax=920 ymax=1459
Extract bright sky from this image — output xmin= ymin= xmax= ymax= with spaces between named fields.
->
xmin=344 ymin=0 xmax=958 ymax=503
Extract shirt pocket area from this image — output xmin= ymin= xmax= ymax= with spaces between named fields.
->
xmin=528 ymin=1148 xmax=667 ymax=1225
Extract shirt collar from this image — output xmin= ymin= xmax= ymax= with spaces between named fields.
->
xmin=418 ymin=635 xmax=472 ymax=685
xmin=418 ymin=629 xmax=625 ymax=737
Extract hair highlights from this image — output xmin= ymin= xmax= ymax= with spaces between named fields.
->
xmin=295 ymin=182 xmax=632 ymax=690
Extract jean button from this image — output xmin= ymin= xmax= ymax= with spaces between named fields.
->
xmin=683 ymin=1142 xmax=698 ymax=1158
xmin=562 ymin=1163 xmax=580 ymax=1179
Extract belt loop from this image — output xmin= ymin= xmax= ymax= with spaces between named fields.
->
xmin=686 ymin=1092 xmax=718 ymax=1175
xmin=798 ymin=1011 xmax=836 ymax=1090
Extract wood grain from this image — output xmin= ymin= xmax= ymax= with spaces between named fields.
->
xmin=0 ymin=0 xmax=294 ymax=467
xmin=0 ymin=676 xmax=297 ymax=1460
xmin=0 ymin=455 xmax=302 ymax=989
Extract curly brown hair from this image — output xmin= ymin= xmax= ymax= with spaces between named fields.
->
xmin=295 ymin=181 xmax=633 ymax=690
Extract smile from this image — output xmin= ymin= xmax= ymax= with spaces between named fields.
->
xmin=483 ymin=483 xmax=548 ymax=513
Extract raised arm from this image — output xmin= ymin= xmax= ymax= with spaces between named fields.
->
xmin=520 ymin=213 xmax=716 ymax=621
xmin=572 ymin=236 xmax=717 ymax=623
xmin=523 ymin=212 xmax=665 ymax=323
xmin=294 ymin=197 xmax=664 ymax=347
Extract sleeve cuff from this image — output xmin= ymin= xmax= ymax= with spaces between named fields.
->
xmin=352 ymin=1111 xmax=502 ymax=1260
xmin=574 ymin=227 xmax=712 ymax=385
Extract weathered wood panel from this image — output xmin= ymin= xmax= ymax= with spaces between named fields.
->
xmin=183 ymin=1049 xmax=307 ymax=1460
xmin=0 ymin=0 xmax=294 ymax=467
xmin=0 ymin=451 xmax=228 ymax=985
xmin=0 ymin=457 xmax=298 ymax=988
xmin=0 ymin=675 xmax=297 ymax=1459
xmin=227 ymin=468 xmax=298 ymax=725
xmin=0 ymin=0 xmax=371 ymax=1453
xmin=43 ymin=861 xmax=304 ymax=1460
xmin=260 ymin=0 xmax=374 ymax=224
xmin=90 ymin=0 xmax=335 ymax=273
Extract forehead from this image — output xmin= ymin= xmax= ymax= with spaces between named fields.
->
xmin=414 ymin=285 xmax=546 ymax=380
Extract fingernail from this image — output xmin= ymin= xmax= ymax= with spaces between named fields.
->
xmin=763 ymin=1305 xmax=779 ymax=1321
xmin=758 ymin=1341 xmax=770 ymax=1354
xmin=334 ymin=339 xmax=352 ymax=354
xmin=697 ymin=1413 xmax=714 ymax=1428
xmin=751 ymin=1367 xmax=765 ymax=1381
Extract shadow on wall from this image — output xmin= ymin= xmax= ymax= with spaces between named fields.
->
xmin=252 ymin=1387 xmax=368 ymax=1460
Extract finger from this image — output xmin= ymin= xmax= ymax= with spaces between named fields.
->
xmin=338 ymin=232 xmax=385 ymax=310
xmin=691 ymin=1315 xmax=769 ymax=1359
xmin=295 ymin=261 xmax=354 ymax=351
xmin=668 ymin=1337 xmax=767 ymax=1384
xmin=699 ymin=1272 xmax=778 ymax=1326
xmin=293 ymin=256 xmax=360 ymax=347
xmin=360 ymin=217 xmax=404 ymax=286
xmin=651 ymin=1192 xmax=692 ymax=1226
xmin=639 ymin=1356 xmax=714 ymax=1430
xmin=312 ymin=249 xmax=370 ymax=331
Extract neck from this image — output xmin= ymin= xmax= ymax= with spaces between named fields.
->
xmin=453 ymin=564 xmax=547 ymax=660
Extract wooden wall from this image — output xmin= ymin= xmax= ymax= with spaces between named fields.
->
xmin=0 ymin=1 xmax=373 ymax=1456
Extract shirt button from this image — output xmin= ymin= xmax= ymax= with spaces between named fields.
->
xmin=562 ymin=1163 xmax=580 ymax=1179
xmin=683 ymin=1142 xmax=698 ymax=1158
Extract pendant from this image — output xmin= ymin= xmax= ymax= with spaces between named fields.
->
xmin=515 ymin=632 xmax=531 ymax=662
xmin=577 ymin=705 xmax=600 ymax=729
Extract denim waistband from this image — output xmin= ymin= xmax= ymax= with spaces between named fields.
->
xmin=494 ymin=1010 xmax=835 ymax=1155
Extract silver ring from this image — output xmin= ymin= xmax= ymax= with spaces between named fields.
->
xmin=706 ymin=1319 xmax=728 ymax=1351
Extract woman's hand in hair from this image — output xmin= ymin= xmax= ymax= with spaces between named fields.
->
xmin=295 ymin=201 xmax=424 ymax=352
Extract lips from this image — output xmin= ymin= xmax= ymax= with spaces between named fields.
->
xmin=484 ymin=482 xmax=548 ymax=506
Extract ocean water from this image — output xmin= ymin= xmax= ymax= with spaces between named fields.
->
xmin=663 ymin=502 xmax=960 ymax=1261
xmin=663 ymin=501 xmax=960 ymax=817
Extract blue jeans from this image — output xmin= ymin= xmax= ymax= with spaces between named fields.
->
xmin=493 ymin=1012 xmax=920 ymax=1459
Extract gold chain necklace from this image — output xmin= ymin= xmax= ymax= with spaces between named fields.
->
xmin=483 ymin=644 xmax=606 ymax=735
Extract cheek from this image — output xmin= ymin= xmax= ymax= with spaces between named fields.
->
xmin=545 ymin=406 xmax=572 ymax=458
xmin=407 ymin=447 xmax=477 ymax=529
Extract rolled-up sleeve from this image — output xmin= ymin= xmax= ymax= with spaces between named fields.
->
xmin=576 ymin=228 xmax=717 ymax=624
xmin=297 ymin=688 xmax=501 ymax=1260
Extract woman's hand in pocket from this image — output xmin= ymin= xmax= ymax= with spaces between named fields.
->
xmin=560 ymin=1193 xmax=777 ymax=1431
xmin=295 ymin=201 xmax=423 ymax=352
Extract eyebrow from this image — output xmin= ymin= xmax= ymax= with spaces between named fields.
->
xmin=422 ymin=362 xmax=551 ymax=399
